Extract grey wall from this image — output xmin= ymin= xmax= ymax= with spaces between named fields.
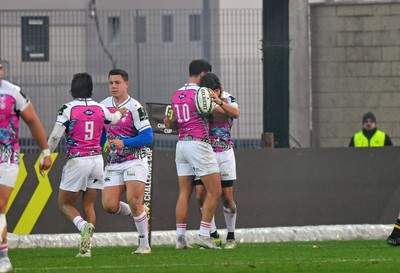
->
xmin=7 ymin=147 xmax=400 ymax=234
xmin=289 ymin=0 xmax=311 ymax=148
xmin=310 ymin=2 xmax=400 ymax=147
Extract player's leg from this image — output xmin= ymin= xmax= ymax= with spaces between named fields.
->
xmin=59 ymin=157 xmax=95 ymax=256
xmin=58 ymin=189 xmax=95 ymax=256
xmin=221 ymin=183 xmax=237 ymax=249
xmin=196 ymin=172 xmax=222 ymax=248
xmin=102 ymin=185 xmax=126 ymax=213
xmin=194 ymin=182 xmax=221 ymax=246
xmin=387 ymin=212 xmax=400 ymax=246
xmin=0 ymin=184 xmax=13 ymax=273
xmin=174 ymin=141 xmax=195 ymax=249
xmin=102 ymin=164 xmax=132 ymax=216
xmin=126 ymin=180 xmax=151 ymax=253
xmin=124 ymin=159 xmax=151 ymax=254
xmin=219 ymin=149 xmax=237 ymax=249
xmin=75 ymin=188 xmax=98 ymax=258
xmin=186 ymin=141 xmax=221 ymax=249
xmin=0 ymin=163 xmax=20 ymax=272
xmin=175 ymin=175 xmax=195 ymax=249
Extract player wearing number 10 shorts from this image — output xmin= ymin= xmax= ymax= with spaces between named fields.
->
xmin=168 ymin=59 xmax=222 ymax=249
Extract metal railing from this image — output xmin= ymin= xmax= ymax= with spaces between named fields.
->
xmin=0 ymin=9 xmax=263 ymax=152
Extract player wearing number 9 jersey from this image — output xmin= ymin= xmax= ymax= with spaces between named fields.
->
xmin=46 ymin=73 xmax=126 ymax=257
xmin=168 ymin=59 xmax=222 ymax=249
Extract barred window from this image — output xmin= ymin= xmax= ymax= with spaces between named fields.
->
xmin=162 ymin=15 xmax=173 ymax=42
xmin=189 ymin=14 xmax=201 ymax=41
xmin=21 ymin=16 xmax=49 ymax=62
xmin=136 ymin=16 xmax=146 ymax=43
xmin=108 ymin=17 xmax=121 ymax=45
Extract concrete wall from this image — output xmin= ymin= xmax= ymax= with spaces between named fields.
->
xmin=7 ymin=148 xmax=400 ymax=234
xmin=310 ymin=2 xmax=400 ymax=147
xmin=289 ymin=0 xmax=312 ymax=148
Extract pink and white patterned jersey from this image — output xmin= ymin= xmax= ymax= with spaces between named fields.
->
xmin=56 ymin=98 xmax=116 ymax=159
xmin=209 ymin=91 xmax=238 ymax=152
xmin=0 ymin=80 xmax=30 ymax=164
xmin=171 ymin=83 xmax=210 ymax=142
xmin=100 ymin=96 xmax=151 ymax=164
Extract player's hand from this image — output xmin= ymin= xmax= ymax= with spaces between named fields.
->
xmin=164 ymin=116 xmax=171 ymax=129
xmin=116 ymin=107 xmax=128 ymax=118
xmin=109 ymin=139 xmax=124 ymax=149
xmin=39 ymin=155 xmax=52 ymax=177
xmin=210 ymin=90 xmax=223 ymax=106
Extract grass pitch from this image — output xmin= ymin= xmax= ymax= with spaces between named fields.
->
xmin=10 ymin=240 xmax=400 ymax=273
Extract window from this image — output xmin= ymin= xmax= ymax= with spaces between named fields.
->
xmin=21 ymin=16 xmax=49 ymax=62
xmin=136 ymin=16 xmax=146 ymax=43
xmin=108 ymin=17 xmax=121 ymax=45
xmin=162 ymin=15 xmax=173 ymax=42
xmin=189 ymin=14 xmax=201 ymax=41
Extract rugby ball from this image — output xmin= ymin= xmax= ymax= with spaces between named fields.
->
xmin=195 ymin=87 xmax=215 ymax=115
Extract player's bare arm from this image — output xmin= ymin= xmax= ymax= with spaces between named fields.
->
xmin=210 ymin=90 xmax=239 ymax=120
xmin=21 ymin=103 xmax=52 ymax=171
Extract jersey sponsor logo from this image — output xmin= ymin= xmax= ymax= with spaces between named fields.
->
xmin=221 ymin=171 xmax=230 ymax=177
xmin=178 ymin=93 xmax=186 ymax=99
xmin=138 ymin=107 xmax=149 ymax=121
xmin=127 ymin=170 xmax=136 ymax=176
xmin=83 ymin=109 xmax=95 ymax=116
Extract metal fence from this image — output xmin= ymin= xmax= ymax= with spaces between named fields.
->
xmin=0 ymin=9 xmax=263 ymax=152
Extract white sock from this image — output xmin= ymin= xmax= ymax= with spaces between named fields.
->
xmin=72 ymin=216 xmax=87 ymax=233
xmin=223 ymin=206 xmax=237 ymax=233
xmin=176 ymin=223 xmax=187 ymax=237
xmin=0 ymin=244 xmax=8 ymax=259
xmin=133 ymin=211 xmax=149 ymax=247
xmin=116 ymin=201 xmax=132 ymax=216
xmin=199 ymin=221 xmax=211 ymax=237
xmin=210 ymin=216 xmax=217 ymax=234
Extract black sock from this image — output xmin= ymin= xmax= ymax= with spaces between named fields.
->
xmin=227 ymin=232 xmax=235 ymax=240
xmin=391 ymin=219 xmax=400 ymax=238
xmin=210 ymin=231 xmax=220 ymax=239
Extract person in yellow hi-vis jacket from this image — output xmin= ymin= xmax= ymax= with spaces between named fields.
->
xmin=349 ymin=112 xmax=392 ymax=147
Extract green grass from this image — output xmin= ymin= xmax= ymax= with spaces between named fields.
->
xmin=9 ymin=240 xmax=400 ymax=273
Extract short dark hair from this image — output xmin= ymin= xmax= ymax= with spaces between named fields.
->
xmin=189 ymin=59 xmax=212 ymax=77
xmin=200 ymin=73 xmax=221 ymax=90
xmin=109 ymin=69 xmax=129 ymax=81
xmin=70 ymin=73 xmax=93 ymax=99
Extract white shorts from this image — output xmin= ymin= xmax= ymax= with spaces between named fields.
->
xmin=0 ymin=163 xmax=19 ymax=188
xmin=104 ymin=158 xmax=148 ymax=187
xmin=175 ymin=140 xmax=220 ymax=177
xmin=60 ymin=155 xmax=104 ymax=192
xmin=215 ymin=148 xmax=237 ymax=181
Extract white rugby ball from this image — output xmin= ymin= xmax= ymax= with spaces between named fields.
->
xmin=195 ymin=87 xmax=215 ymax=115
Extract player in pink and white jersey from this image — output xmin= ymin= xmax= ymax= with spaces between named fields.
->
xmin=45 ymin=73 xmax=126 ymax=258
xmin=166 ymin=60 xmax=222 ymax=249
xmin=0 ymin=63 xmax=52 ymax=272
xmin=100 ymin=69 xmax=153 ymax=255
xmin=194 ymin=73 xmax=240 ymax=249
